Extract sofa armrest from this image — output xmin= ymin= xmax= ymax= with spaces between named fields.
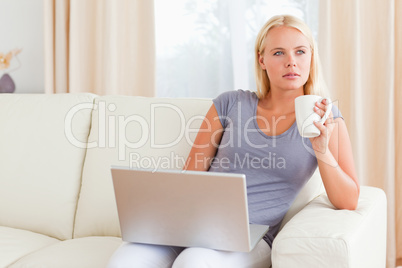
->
xmin=271 ymin=186 xmax=387 ymax=268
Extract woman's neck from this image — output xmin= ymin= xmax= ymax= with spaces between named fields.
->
xmin=259 ymin=87 xmax=304 ymax=114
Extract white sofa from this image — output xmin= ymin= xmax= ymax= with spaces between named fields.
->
xmin=0 ymin=93 xmax=387 ymax=268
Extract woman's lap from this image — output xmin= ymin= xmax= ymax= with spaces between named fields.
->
xmin=172 ymin=239 xmax=271 ymax=268
xmin=107 ymin=240 xmax=271 ymax=268
xmin=107 ymin=242 xmax=184 ymax=268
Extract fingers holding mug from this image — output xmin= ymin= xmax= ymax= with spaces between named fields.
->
xmin=314 ymin=99 xmax=330 ymax=118
xmin=324 ymin=111 xmax=335 ymax=131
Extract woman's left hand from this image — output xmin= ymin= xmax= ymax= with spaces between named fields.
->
xmin=309 ymin=99 xmax=335 ymax=155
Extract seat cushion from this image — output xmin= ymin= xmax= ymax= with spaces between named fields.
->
xmin=0 ymin=94 xmax=96 ymax=240
xmin=9 ymin=236 xmax=122 ymax=268
xmin=0 ymin=226 xmax=59 ymax=267
xmin=74 ymin=96 xmax=212 ymax=238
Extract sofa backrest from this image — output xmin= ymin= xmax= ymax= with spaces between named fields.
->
xmin=0 ymin=94 xmax=95 ymax=240
xmin=74 ymin=96 xmax=212 ymax=237
xmin=74 ymin=95 xmax=325 ymax=238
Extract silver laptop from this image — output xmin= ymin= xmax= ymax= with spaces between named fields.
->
xmin=111 ymin=166 xmax=269 ymax=252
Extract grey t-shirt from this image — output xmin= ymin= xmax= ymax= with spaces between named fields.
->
xmin=209 ymin=89 xmax=342 ymax=247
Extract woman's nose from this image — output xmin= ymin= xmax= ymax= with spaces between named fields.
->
xmin=286 ymin=56 xmax=296 ymax=67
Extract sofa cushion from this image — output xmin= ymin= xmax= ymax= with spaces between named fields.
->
xmin=9 ymin=236 xmax=122 ymax=268
xmin=74 ymin=96 xmax=212 ymax=237
xmin=0 ymin=94 xmax=95 ymax=240
xmin=0 ymin=226 xmax=59 ymax=267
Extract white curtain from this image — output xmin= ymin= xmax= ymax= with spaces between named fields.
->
xmin=154 ymin=0 xmax=318 ymax=98
xmin=318 ymin=1 xmax=402 ymax=267
xmin=44 ymin=0 xmax=155 ymax=95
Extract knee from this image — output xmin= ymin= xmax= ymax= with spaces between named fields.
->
xmin=107 ymin=243 xmax=141 ymax=268
xmin=107 ymin=243 xmax=182 ymax=268
xmin=172 ymin=247 xmax=223 ymax=268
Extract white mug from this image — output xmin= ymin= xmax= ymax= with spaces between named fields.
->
xmin=295 ymin=95 xmax=332 ymax=138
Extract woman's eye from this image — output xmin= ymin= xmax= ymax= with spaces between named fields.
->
xmin=297 ymin=50 xmax=305 ymax=54
xmin=273 ymin=51 xmax=283 ymax=56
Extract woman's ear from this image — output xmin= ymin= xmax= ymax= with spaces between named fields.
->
xmin=258 ymin=52 xmax=266 ymax=70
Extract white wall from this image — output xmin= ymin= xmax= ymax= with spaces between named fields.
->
xmin=0 ymin=0 xmax=44 ymax=93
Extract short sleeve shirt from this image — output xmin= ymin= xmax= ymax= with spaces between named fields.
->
xmin=209 ymin=89 xmax=342 ymax=247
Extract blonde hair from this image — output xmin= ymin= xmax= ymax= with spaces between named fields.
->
xmin=254 ymin=15 xmax=329 ymax=98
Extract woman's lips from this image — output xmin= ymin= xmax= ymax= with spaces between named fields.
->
xmin=283 ymin=72 xmax=300 ymax=79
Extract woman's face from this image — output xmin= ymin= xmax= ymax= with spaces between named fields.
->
xmin=258 ymin=26 xmax=312 ymax=93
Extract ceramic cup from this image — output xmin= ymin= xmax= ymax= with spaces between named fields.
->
xmin=295 ymin=95 xmax=332 ymax=138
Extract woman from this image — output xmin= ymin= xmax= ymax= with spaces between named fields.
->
xmin=108 ymin=14 xmax=359 ymax=268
